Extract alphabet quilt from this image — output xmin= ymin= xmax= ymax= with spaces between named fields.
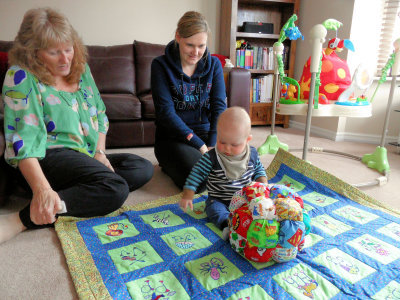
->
xmin=55 ymin=149 xmax=400 ymax=299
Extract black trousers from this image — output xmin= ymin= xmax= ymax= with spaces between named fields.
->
xmin=154 ymin=136 xmax=206 ymax=193
xmin=17 ymin=148 xmax=154 ymax=229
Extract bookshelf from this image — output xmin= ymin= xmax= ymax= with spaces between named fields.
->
xmin=220 ymin=0 xmax=300 ymax=127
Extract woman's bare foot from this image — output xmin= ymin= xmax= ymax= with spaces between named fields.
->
xmin=0 ymin=212 xmax=27 ymax=244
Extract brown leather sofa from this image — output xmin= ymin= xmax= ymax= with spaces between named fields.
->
xmin=0 ymin=40 xmax=251 ymax=206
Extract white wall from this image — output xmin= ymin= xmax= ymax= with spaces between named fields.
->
xmin=0 ymin=0 xmax=220 ymax=52
xmin=1 ymin=0 xmax=399 ymax=143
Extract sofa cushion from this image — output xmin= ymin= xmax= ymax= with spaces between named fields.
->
xmin=134 ymin=40 xmax=165 ymax=95
xmin=138 ymin=93 xmax=155 ymax=119
xmin=0 ymin=52 xmax=8 ymax=84
xmin=106 ymin=120 xmax=155 ymax=148
xmin=101 ymin=94 xmax=141 ymax=121
xmin=87 ymin=44 xmax=135 ymax=94
xmin=0 ymin=40 xmax=13 ymax=89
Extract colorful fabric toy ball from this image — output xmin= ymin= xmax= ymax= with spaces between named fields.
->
xmin=269 ymin=184 xmax=298 ymax=201
xmin=247 ymin=219 xmax=280 ymax=248
xmin=229 ymin=190 xmax=247 ymax=212
xmin=242 ymin=182 xmax=270 ymax=202
xmin=243 ymin=243 xmax=275 ymax=262
xmin=272 ymin=245 xmax=298 ymax=263
xmin=248 ymin=196 xmax=277 ymax=220
xmin=231 ymin=206 xmax=253 ymax=238
xmin=302 ymin=210 xmax=311 ymax=235
xmin=229 ymin=183 xmax=310 ymax=263
xmin=243 ymin=243 xmax=275 ymax=263
xmin=278 ymin=220 xmax=305 ymax=248
xmin=275 ymin=197 xmax=303 ymax=222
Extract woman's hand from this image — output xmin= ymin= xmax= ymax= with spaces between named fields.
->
xmin=94 ymin=152 xmax=115 ymax=172
xmin=95 ymin=133 xmax=114 ymax=171
xmin=18 ymin=158 xmax=63 ymax=225
xmin=30 ymin=188 xmax=63 ymax=225
xmin=199 ymin=145 xmax=208 ymax=155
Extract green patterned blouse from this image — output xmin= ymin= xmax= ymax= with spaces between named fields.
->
xmin=2 ymin=64 xmax=109 ymax=167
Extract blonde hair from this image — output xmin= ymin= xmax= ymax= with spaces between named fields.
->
xmin=176 ymin=11 xmax=211 ymax=39
xmin=217 ymin=107 xmax=251 ymax=138
xmin=8 ymin=7 xmax=87 ymax=85
xmin=175 ymin=11 xmax=211 ymax=62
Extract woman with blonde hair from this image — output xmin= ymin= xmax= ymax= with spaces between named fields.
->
xmin=0 ymin=7 xmax=153 ymax=244
xmin=151 ymin=11 xmax=226 ymax=191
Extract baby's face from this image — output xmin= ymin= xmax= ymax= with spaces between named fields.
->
xmin=216 ymin=123 xmax=250 ymax=156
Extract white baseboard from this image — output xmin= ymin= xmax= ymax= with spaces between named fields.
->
xmin=289 ymin=120 xmax=399 ymax=144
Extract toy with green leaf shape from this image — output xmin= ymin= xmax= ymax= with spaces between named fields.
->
xmin=257 ymin=14 xmax=302 ymax=156
xmin=274 ymin=15 xmax=303 ymax=104
xmin=361 ymin=38 xmax=400 ymax=174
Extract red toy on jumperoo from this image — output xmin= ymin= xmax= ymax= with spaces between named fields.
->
xmin=297 ymin=21 xmax=355 ymax=104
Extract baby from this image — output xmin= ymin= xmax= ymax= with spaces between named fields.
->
xmin=180 ymin=106 xmax=268 ymax=239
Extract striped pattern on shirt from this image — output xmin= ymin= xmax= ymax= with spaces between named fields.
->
xmin=184 ymin=147 xmax=266 ymax=202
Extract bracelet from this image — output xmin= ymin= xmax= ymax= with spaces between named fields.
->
xmin=95 ymin=149 xmax=106 ymax=155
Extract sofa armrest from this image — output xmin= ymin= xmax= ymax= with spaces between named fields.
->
xmin=226 ymin=68 xmax=251 ymax=113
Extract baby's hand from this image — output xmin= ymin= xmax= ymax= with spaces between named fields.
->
xmin=179 ymin=198 xmax=193 ymax=212
xmin=180 ymin=189 xmax=195 ymax=211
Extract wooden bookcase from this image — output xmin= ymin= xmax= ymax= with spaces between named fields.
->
xmin=220 ymin=0 xmax=300 ymax=127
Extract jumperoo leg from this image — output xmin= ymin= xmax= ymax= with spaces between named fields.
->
xmin=302 ymin=24 xmax=327 ymax=161
xmin=258 ymin=42 xmax=288 ymax=155
xmin=303 ymin=73 xmax=316 ymax=161
xmin=362 ymin=38 xmax=400 ymax=174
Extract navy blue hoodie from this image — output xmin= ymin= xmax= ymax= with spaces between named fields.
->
xmin=151 ymin=40 xmax=226 ymax=149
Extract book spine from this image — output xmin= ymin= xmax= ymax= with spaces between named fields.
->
xmin=236 ymin=49 xmax=241 ymax=67
xmin=262 ymin=48 xmax=268 ymax=70
xmin=256 ymin=78 xmax=259 ymax=103
xmin=240 ymin=49 xmax=245 ymax=68
xmin=253 ymin=46 xmax=258 ymax=69
xmin=269 ymin=47 xmax=274 ymax=70
xmin=257 ymin=47 xmax=263 ymax=69
xmin=252 ymin=78 xmax=257 ymax=103
xmin=245 ymin=49 xmax=251 ymax=69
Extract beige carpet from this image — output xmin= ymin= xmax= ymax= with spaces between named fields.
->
xmin=0 ymin=126 xmax=399 ymax=299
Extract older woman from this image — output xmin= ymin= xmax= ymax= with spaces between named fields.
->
xmin=0 ymin=8 xmax=153 ymax=243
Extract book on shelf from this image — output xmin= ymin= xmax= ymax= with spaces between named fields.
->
xmin=257 ymin=47 xmax=262 ymax=69
xmin=262 ymin=48 xmax=268 ymax=70
xmin=250 ymin=74 xmax=274 ymax=103
xmin=252 ymin=46 xmax=258 ymax=69
xmin=268 ymin=47 xmax=274 ymax=71
xmin=240 ymin=49 xmax=245 ymax=68
xmin=244 ymin=49 xmax=252 ymax=69
xmin=234 ymin=43 xmax=286 ymax=70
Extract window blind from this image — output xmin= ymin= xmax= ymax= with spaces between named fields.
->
xmin=377 ymin=0 xmax=400 ymax=75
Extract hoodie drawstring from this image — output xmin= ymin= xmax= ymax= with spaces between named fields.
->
xmin=198 ymin=77 xmax=202 ymax=121
xmin=180 ymin=74 xmax=184 ymax=95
